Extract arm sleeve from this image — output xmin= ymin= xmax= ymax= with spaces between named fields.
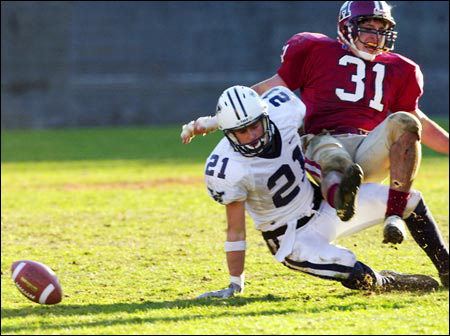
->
xmin=205 ymin=159 xmax=248 ymax=205
xmin=391 ymin=63 xmax=424 ymax=112
xmin=277 ymin=34 xmax=314 ymax=91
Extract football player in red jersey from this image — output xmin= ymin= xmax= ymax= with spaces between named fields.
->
xmin=180 ymin=1 xmax=449 ymax=246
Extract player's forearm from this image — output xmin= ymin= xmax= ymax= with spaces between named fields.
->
xmin=251 ymin=73 xmax=288 ymax=95
xmin=224 ymin=238 xmax=246 ymax=288
xmin=251 ymin=80 xmax=273 ymax=96
xmin=225 ymin=227 xmax=246 ymax=277
xmin=225 ymin=201 xmax=247 ymax=278
xmin=180 ymin=115 xmax=218 ymax=144
xmin=420 ymin=117 xmax=449 ymax=155
xmin=226 ymin=250 xmax=245 ymax=277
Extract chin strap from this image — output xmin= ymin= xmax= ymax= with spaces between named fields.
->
xmin=337 ymin=27 xmax=378 ymax=62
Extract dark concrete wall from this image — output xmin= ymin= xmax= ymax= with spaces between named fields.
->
xmin=1 ymin=1 xmax=448 ymax=129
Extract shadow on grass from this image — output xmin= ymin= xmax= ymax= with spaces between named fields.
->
xmin=2 ymin=290 xmax=442 ymax=334
xmin=2 ymin=294 xmax=287 ymax=319
xmin=1 ymin=294 xmax=293 ymax=333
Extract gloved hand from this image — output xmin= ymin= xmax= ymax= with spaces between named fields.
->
xmin=197 ymin=282 xmax=242 ymax=299
xmin=180 ymin=116 xmax=218 ymax=144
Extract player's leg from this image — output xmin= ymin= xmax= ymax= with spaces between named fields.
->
xmin=341 ymin=261 xmax=439 ymax=291
xmin=282 ymin=221 xmax=438 ymax=291
xmin=302 ymin=133 xmax=363 ymax=222
xmin=385 ymin=113 xmax=422 ymax=243
xmin=331 ymin=183 xmax=421 ymax=239
xmin=404 ymin=197 xmax=449 ymax=287
xmin=284 ymin=223 xmax=358 ymax=281
xmin=332 ymin=183 xmax=449 ymax=288
xmin=355 ymin=112 xmax=422 ymax=244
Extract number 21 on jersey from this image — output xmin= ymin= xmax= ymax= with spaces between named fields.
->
xmin=335 ymin=55 xmax=385 ymax=111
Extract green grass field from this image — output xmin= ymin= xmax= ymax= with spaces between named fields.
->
xmin=1 ymin=122 xmax=449 ymax=335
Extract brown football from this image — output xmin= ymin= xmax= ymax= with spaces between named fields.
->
xmin=11 ymin=260 xmax=62 ymax=304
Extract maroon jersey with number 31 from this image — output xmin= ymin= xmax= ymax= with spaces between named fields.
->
xmin=277 ymin=32 xmax=423 ymax=134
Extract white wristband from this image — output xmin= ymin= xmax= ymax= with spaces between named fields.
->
xmin=224 ymin=240 xmax=246 ymax=252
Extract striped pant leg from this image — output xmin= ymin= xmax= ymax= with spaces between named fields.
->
xmin=283 ymin=257 xmax=355 ymax=281
xmin=283 ymin=225 xmax=357 ymax=282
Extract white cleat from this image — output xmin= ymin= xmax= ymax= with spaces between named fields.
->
xmin=383 ymin=215 xmax=407 ymax=244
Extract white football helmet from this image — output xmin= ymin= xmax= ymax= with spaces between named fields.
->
xmin=216 ymin=86 xmax=273 ymax=157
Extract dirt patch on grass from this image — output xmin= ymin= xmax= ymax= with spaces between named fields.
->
xmin=62 ymin=177 xmax=204 ymax=190
xmin=4 ymin=177 xmax=204 ymax=190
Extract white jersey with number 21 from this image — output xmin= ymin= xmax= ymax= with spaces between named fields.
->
xmin=204 ymin=86 xmax=316 ymax=233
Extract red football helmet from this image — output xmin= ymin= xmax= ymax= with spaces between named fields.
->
xmin=337 ymin=1 xmax=397 ymax=61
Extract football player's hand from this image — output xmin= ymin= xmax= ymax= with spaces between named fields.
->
xmin=180 ymin=116 xmax=218 ymax=144
xmin=197 ymin=282 xmax=242 ymax=299
xmin=180 ymin=120 xmax=196 ymax=144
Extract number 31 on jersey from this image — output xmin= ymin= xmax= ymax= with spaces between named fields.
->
xmin=335 ymin=55 xmax=385 ymax=111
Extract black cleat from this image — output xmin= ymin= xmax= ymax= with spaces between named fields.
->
xmin=334 ymin=163 xmax=363 ymax=222
xmin=439 ymin=272 xmax=449 ymax=288
xmin=379 ymin=270 xmax=439 ymax=291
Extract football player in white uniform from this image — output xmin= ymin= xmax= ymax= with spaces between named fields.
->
xmin=195 ymin=85 xmax=448 ymax=298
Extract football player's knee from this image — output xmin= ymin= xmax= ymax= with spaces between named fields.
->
xmin=309 ymin=135 xmax=338 ymax=156
xmin=334 ymin=249 xmax=357 ymax=268
xmin=311 ymin=143 xmax=352 ymax=174
xmin=388 ymin=112 xmax=422 ymax=140
xmin=318 ymin=246 xmax=357 ymax=269
xmin=321 ymin=154 xmax=353 ymax=175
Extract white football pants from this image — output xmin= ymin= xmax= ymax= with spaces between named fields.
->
xmin=279 ymin=183 xmax=421 ymax=280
